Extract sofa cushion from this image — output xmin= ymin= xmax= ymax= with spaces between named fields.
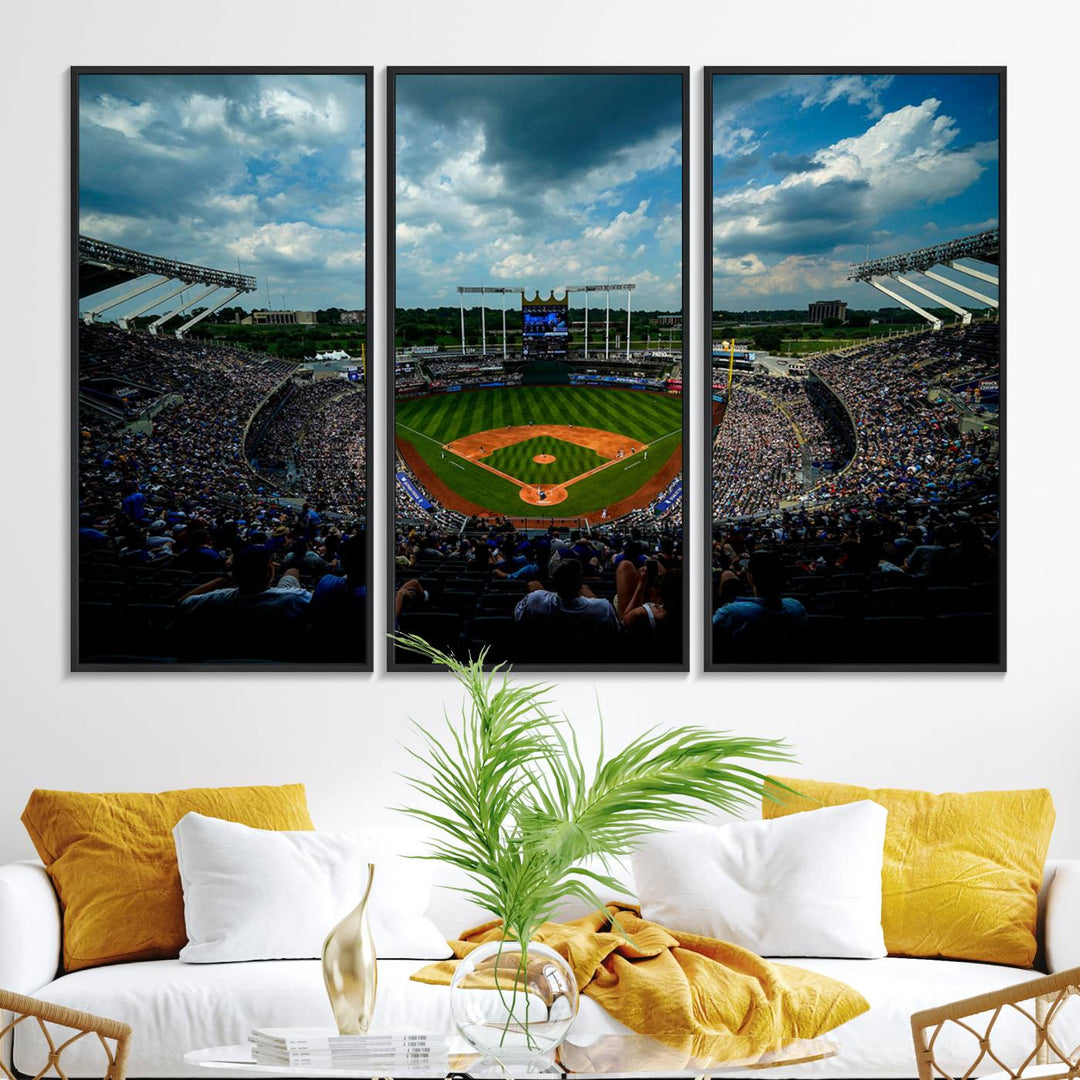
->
xmin=763 ymin=778 xmax=1055 ymax=967
xmin=21 ymin=785 xmax=314 ymax=972
xmin=174 ymin=813 xmax=450 ymax=962
xmin=17 ymin=956 xmax=1078 ymax=1078
xmin=633 ymin=803 xmax=888 ymax=959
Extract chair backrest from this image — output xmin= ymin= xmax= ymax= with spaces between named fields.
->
xmin=910 ymin=966 xmax=1080 ymax=1080
xmin=0 ymin=989 xmax=131 ymax=1080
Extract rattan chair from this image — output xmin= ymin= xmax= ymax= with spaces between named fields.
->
xmin=911 ymin=966 xmax=1080 ymax=1080
xmin=0 ymin=990 xmax=131 ymax=1080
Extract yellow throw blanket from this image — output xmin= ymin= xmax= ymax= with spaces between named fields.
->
xmin=412 ymin=904 xmax=868 ymax=1067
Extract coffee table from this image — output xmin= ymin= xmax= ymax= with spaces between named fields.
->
xmin=185 ymin=1032 xmax=838 ymax=1078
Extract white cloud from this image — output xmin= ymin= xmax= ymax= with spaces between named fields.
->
xmin=714 ymin=98 xmax=997 ymax=249
xmin=258 ymin=86 xmax=348 ymax=135
xmin=714 ymin=253 xmax=767 ymax=276
xmin=396 ymin=222 xmax=444 ymax=247
xmin=584 ymin=200 xmax=651 ymax=245
xmin=654 ymin=213 xmax=680 ymax=247
xmin=178 ymin=94 xmax=231 ymax=135
xmin=206 ymin=192 xmax=258 ymax=216
xmin=799 ymin=75 xmax=894 ymax=118
xmin=712 ymin=116 xmax=760 ymax=160
xmin=81 ymin=94 xmax=157 ymax=139
xmin=558 ymin=126 xmax=681 ymax=207
xmin=719 ymin=254 xmax=849 ymax=299
xmin=228 ymin=221 xmax=360 ymax=269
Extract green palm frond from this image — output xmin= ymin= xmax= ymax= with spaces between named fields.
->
xmin=392 ymin=635 xmax=794 ymax=943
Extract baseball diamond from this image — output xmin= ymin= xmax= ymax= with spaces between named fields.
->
xmin=396 ymin=385 xmax=682 ymax=521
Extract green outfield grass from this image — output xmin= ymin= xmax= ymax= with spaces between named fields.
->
xmin=396 ymin=386 xmax=681 ymax=518
xmin=482 ymin=436 xmax=605 ymax=485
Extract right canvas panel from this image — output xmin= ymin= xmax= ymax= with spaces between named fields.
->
xmin=705 ymin=70 xmax=1003 ymax=670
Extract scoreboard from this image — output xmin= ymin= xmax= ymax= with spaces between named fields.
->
xmin=522 ymin=291 xmax=569 ymax=358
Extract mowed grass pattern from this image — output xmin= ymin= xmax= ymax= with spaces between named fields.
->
xmin=396 ymin=386 xmax=682 ymax=518
xmin=483 ymin=436 xmax=604 ymax=485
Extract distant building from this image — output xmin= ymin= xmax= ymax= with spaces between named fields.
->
xmin=657 ymin=314 xmax=682 ymax=329
xmin=243 ymin=309 xmax=317 ymax=326
xmin=808 ymin=300 xmax=847 ymax=324
xmin=339 ymin=310 xmax=366 ymax=325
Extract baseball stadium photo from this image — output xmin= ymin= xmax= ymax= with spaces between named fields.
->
xmin=706 ymin=71 xmax=1002 ymax=669
xmin=391 ymin=69 xmax=688 ymax=670
xmin=74 ymin=71 xmax=371 ymax=668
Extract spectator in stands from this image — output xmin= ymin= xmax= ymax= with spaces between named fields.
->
xmin=623 ymin=567 xmax=683 ymax=662
xmin=713 ymin=550 xmax=807 ymax=660
xmin=78 ymin=513 xmax=109 ymax=551
xmin=121 ymin=481 xmax=147 ymax=522
xmin=904 ymin=523 xmax=955 ymax=580
xmin=175 ymin=545 xmax=311 ymax=660
xmin=307 ymin=531 xmax=367 ymax=663
xmin=173 ymin=526 xmax=225 ymax=571
xmin=515 ymin=558 xmax=619 ymax=652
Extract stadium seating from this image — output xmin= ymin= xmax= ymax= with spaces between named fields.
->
xmin=710 ymin=322 xmax=1000 ymax=665
xmin=76 ymin=324 xmax=367 ymax=665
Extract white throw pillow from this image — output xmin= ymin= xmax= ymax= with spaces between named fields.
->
xmin=632 ymin=801 xmax=887 ymax=958
xmin=174 ymin=812 xmax=451 ymax=962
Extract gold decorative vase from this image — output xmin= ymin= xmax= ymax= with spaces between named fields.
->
xmin=322 ymin=863 xmax=377 ymax=1034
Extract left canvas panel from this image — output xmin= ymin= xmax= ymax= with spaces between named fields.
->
xmin=73 ymin=69 xmax=373 ymax=670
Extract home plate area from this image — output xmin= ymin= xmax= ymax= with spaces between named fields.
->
xmin=444 ymin=424 xmax=648 ymax=506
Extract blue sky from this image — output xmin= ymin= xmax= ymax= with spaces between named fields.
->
xmin=395 ymin=73 xmax=683 ymax=311
xmin=712 ymin=73 xmax=1000 ymax=310
xmin=78 ymin=73 xmax=366 ymax=313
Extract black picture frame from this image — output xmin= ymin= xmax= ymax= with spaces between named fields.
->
xmin=71 ymin=66 xmax=375 ymax=672
xmin=703 ymin=67 xmax=1005 ymax=672
xmin=386 ymin=66 xmax=691 ymax=673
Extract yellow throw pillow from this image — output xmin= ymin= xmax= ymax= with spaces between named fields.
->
xmin=763 ymin=778 xmax=1054 ymax=967
xmin=22 ymin=784 xmax=314 ymax=972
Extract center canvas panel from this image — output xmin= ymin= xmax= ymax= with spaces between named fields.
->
xmin=388 ymin=68 xmax=689 ymax=671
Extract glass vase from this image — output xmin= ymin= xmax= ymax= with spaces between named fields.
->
xmin=449 ymin=939 xmax=578 ymax=1070
xmin=321 ymin=862 xmax=377 ymax=1034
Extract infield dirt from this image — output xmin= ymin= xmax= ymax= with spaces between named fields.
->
xmin=445 ymin=424 xmax=647 ymax=506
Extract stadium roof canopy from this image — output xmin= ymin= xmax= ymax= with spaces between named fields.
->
xmin=78 ymin=236 xmax=258 ymax=338
xmin=847 ymin=229 xmax=999 ymax=331
xmin=848 ymin=228 xmax=999 ymax=280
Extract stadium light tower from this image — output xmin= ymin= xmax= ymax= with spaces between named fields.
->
xmin=563 ymin=284 xmax=635 ymax=360
xmin=457 ymin=286 xmax=523 ymax=359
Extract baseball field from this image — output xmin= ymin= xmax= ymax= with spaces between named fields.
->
xmin=395 ymin=385 xmax=682 ymax=522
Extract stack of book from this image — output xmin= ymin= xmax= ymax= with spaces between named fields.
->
xmin=248 ymin=1028 xmax=449 ymax=1072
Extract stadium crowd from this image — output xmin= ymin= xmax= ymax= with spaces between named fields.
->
xmin=77 ymin=325 xmax=367 ymax=664
xmin=247 ymin=379 xmax=352 ymax=473
xmin=393 ymin=520 xmax=684 ymax=665
xmin=710 ymin=324 xmax=1000 ymax=664
xmin=422 ymin=358 xmax=522 ymax=387
xmin=294 ymin=388 xmax=367 ymax=515
xmin=712 ymin=387 xmax=804 ymax=518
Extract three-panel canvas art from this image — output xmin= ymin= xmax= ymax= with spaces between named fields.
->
xmin=72 ymin=67 xmax=1003 ymax=673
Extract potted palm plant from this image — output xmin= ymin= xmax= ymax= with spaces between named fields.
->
xmin=394 ymin=636 xmax=792 ymax=1068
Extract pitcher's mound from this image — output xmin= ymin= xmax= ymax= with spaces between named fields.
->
xmin=533 ymin=453 xmax=556 ymax=464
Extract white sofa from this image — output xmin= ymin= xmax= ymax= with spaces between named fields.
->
xmin=2 ymin=845 xmax=1078 ymax=1080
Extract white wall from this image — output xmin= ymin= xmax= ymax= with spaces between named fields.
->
xmin=1 ymin=1 xmax=1077 ymax=867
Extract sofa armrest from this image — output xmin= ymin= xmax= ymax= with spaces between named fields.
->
xmin=1045 ymin=859 xmax=1080 ymax=973
xmin=0 ymin=861 xmax=60 ymax=994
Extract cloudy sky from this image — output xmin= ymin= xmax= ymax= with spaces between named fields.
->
xmin=712 ymin=73 xmax=999 ymax=310
xmin=395 ymin=73 xmax=683 ymax=311
xmin=79 ymin=73 xmax=366 ymax=313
